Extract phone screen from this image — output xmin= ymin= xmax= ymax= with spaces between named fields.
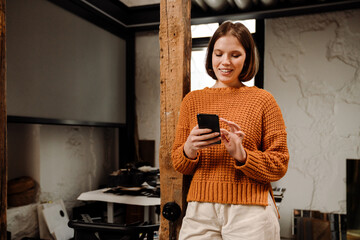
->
xmin=197 ymin=113 xmax=221 ymax=144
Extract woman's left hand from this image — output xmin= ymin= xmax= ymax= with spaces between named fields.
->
xmin=220 ymin=118 xmax=247 ymax=163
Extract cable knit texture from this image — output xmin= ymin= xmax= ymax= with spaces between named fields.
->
xmin=172 ymin=86 xmax=289 ymax=206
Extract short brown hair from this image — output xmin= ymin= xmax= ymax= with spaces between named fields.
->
xmin=205 ymin=21 xmax=259 ymax=82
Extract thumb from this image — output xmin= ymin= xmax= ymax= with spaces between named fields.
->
xmin=220 ymin=129 xmax=230 ymax=142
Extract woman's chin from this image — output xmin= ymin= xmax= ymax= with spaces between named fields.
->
xmin=217 ymin=79 xmax=241 ymax=87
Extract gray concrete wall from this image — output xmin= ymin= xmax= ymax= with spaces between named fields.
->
xmin=265 ymin=9 xmax=360 ymax=238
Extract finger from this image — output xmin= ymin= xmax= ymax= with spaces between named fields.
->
xmin=190 ymin=125 xmax=201 ymax=132
xmin=189 ymin=125 xmax=199 ymax=136
xmin=220 ymin=118 xmax=241 ymax=131
xmin=219 ymin=118 xmax=231 ymax=127
xmin=196 ymin=131 xmax=220 ymax=142
xmin=220 ymin=128 xmax=229 ymax=135
xmin=234 ymin=130 xmax=245 ymax=138
xmin=186 ymin=136 xmax=208 ymax=151
xmin=229 ymin=121 xmax=241 ymax=131
xmin=219 ymin=117 xmax=228 ymax=122
xmin=207 ymin=136 xmax=222 ymax=145
xmin=190 ymin=127 xmax=220 ymax=144
xmin=191 ymin=126 xmax=212 ymax=136
xmin=193 ymin=136 xmax=221 ymax=149
xmin=194 ymin=128 xmax=214 ymax=136
xmin=220 ymin=129 xmax=230 ymax=142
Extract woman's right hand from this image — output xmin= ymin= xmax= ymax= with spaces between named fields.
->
xmin=183 ymin=125 xmax=221 ymax=159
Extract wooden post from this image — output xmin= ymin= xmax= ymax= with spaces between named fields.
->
xmin=0 ymin=0 xmax=6 ymax=239
xmin=159 ymin=0 xmax=191 ymax=239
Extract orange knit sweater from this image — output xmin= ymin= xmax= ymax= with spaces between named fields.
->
xmin=172 ymin=86 xmax=289 ymax=206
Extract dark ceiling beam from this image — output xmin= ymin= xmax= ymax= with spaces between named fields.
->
xmin=191 ymin=0 xmax=360 ymax=24
xmin=83 ymin=0 xmax=130 ymax=25
xmin=126 ymin=4 xmax=160 ymax=28
xmin=48 ymin=0 xmax=360 ymax=34
xmin=47 ymin=0 xmax=129 ymax=38
xmin=126 ymin=0 xmax=360 ymax=29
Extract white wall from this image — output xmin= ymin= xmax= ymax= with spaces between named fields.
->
xmin=7 ymin=124 xmax=118 ymax=239
xmin=7 ymin=0 xmax=127 ymax=124
xmin=135 ymin=30 xmax=161 ymax=167
xmin=7 ymin=126 xmax=118 ymax=207
xmin=265 ymin=9 xmax=360 ymax=238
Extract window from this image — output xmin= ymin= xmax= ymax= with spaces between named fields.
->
xmin=191 ymin=20 xmax=258 ymax=91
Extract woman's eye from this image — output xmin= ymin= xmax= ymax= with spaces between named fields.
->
xmin=232 ymin=55 xmax=240 ymax=58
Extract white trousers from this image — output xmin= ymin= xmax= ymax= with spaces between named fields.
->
xmin=178 ymin=193 xmax=280 ymax=240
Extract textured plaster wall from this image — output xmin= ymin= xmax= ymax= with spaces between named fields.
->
xmin=135 ymin=30 xmax=161 ymax=168
xmin=265 ymin=9 xmax=360 ymax=237
xmin=7 ymin=124 xmax=118 ymax=239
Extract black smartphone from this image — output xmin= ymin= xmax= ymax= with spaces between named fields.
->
xmin=197 ymin=113 xmax=221 ymax=144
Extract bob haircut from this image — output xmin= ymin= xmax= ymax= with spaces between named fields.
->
xmin=205 ymin=21 xmax=259 ymax=82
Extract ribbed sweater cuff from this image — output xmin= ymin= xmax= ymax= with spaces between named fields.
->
xmin=234 ymin=150 xmax=261 ymax=175
xmin=172 ymin=144 xmax=200 ymax=175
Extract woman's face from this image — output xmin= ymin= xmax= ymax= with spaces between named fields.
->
xmin=212 ymin=34 xmax=246 ymax=88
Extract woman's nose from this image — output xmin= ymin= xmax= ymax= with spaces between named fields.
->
xmin=221 ymin=55 xmax=231 ymax=65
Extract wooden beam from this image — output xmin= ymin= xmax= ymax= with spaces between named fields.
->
xmin=159 ymin=0 xmax=191 ymax=239
xmin=0 ymin=0 xmax=6 ymax=238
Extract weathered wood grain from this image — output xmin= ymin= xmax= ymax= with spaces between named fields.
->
xmin=0 ymin=0 xmax=7 ymax=239
xmin=159 ymin=0 xmax=191 ymax=239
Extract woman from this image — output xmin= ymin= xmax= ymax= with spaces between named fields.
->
xmin=171 ymin=21 xmax=289 ymax=240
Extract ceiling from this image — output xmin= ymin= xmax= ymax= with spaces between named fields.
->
xmin=119 ymin=0 xmax=160 ymax=7
xmin=48 ymin=0 xmax=360 ymax=37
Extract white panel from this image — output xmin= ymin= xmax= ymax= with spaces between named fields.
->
xmin=7 ymin=0 xmax=126 ymax=124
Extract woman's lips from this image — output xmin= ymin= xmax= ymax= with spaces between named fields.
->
xmin=219 ymin=68 xmax=233 ymax=74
